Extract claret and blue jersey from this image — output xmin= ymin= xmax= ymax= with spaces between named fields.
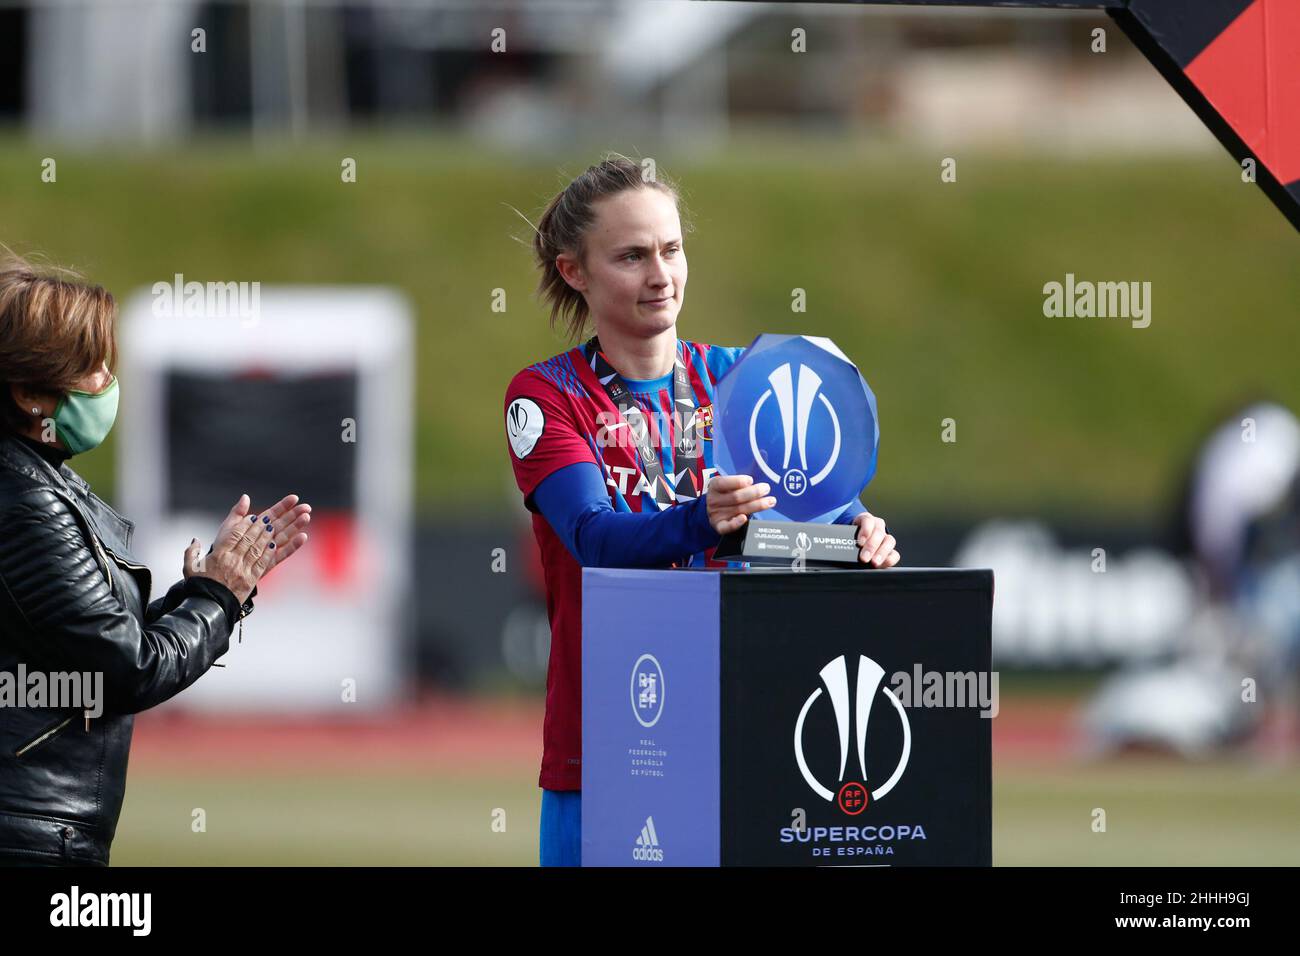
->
xmin=515 ymin=339 xmax=740 ymax=519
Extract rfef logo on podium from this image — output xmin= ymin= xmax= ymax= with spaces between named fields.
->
xmin=630 ymin=654 xmax=664 ymax=728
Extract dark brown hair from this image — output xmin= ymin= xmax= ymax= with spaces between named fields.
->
xmin=525 ymin=152 xmax=693 ymax=344
xmin=0 ymin=253 xmax=118 ymax=434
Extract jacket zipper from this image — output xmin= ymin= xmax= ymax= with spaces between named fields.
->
xmin=97 ymin=538 xmax=149 ymax=573
xmin=89 ymin=533 xmax=115 ymax=587
xmin=15 ymin=716 xmax=74 ymax=757
xmin=42 ymin=486 xmax=129 ymax=584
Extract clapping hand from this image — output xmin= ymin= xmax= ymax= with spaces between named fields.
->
xmin=183 ymin=493 xmax=312 ymax=602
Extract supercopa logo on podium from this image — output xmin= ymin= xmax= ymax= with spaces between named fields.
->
xmin=793 ymin=654 xmax=912 ymax=816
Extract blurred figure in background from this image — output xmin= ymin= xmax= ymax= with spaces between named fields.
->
xmin=1085 ymin=400 xmax=1300 ymax=759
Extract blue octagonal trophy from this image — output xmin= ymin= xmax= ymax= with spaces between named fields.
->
xmin=712 ymin=333 xmax=879 ymax=567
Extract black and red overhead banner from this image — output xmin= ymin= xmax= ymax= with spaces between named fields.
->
xmin=762 ymin=0 xmax=1300 ymax=232
xmin=1117 ymin=0 xmax=1300 ymax=229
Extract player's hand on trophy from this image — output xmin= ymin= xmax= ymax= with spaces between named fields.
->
xmin=705 ymin=474 xmax=777 ymax=535
xmin=187 ymin=493 xmax=312 ymax=602
xmin=850 ymin=511 xmax=899 ymax=568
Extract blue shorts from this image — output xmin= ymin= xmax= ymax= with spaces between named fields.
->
xmin=539 ymin=789 xmax=581 ymax=867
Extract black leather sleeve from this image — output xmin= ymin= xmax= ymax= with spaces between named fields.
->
xmin=180 ymin=577 xmax=243 ymax=627
xmin=146 ymin=551 xmax=257 ymax=625
xmin=0 ymin=487 xmax=233 ymax=715
xmin=144 ymin=578 xmax=189 ymax=624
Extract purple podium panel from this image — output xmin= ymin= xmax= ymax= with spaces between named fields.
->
xmin=582 ymin=568 xmax=721 ymax=867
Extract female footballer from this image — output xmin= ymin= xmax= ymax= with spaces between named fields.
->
xmin=503 ymin=154 xmax=901 ymax=867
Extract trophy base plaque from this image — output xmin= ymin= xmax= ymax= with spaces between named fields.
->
xmin=713 ymin=518 xmax=863 ymax=567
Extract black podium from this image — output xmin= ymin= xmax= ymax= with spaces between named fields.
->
xmin=582 ymin=567 xmax=993 ymax=866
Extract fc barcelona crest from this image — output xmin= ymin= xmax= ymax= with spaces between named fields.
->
xmin=695 ymin=404 xmax=714 ymax=441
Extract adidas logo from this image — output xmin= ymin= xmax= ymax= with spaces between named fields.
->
xmin=632 ymin=816 xmax=664 ymax=862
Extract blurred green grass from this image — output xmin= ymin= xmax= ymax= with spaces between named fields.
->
xmin=112 ymin=769 xmax=541 ymax=866
xmin=2 ymin=133 xmax=1297 ymax=521
xmin=994 ymin=760 xmax=1300 ymax=866
xmin=110 ymin=758 xmax=1300 ymax=866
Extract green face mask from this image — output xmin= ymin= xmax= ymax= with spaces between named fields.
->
xmin=53 ymin=376 xmax=119 ymax=455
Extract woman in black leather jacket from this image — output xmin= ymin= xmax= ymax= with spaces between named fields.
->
xmin=0 ymin=256 xmax=312 ymax=865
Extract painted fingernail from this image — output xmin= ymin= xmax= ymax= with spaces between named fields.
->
xmin=268 ymin=542 xmax=275 ymax=549
xmin=249 ymin=516 xmax=257 ymax=522
xmin=262 ymin=516 xmax=270 ymax=524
